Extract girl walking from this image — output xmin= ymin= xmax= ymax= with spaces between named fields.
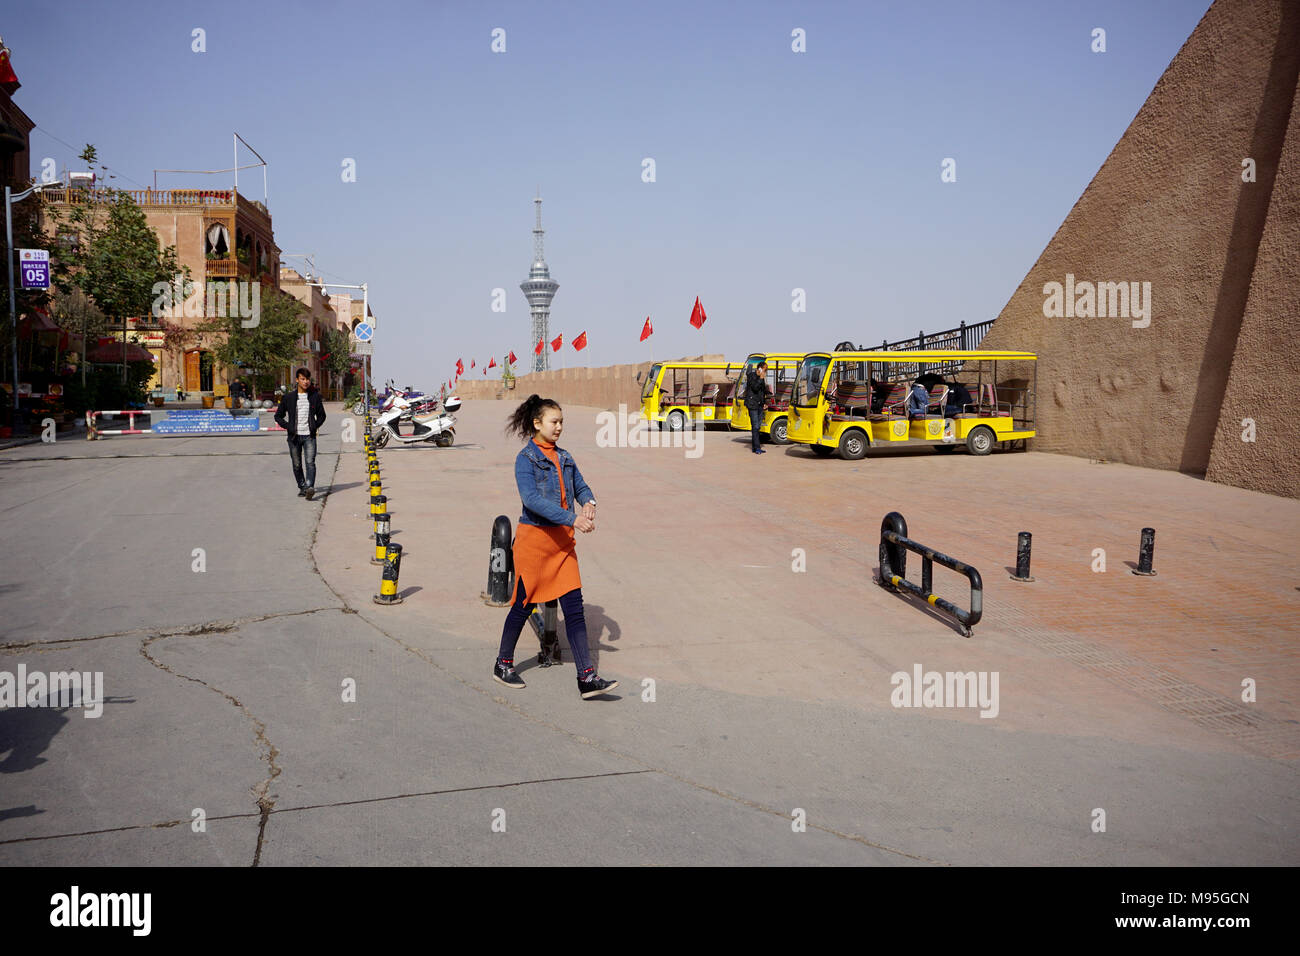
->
xmin=494 ymin=395 xmax=618 ymax=699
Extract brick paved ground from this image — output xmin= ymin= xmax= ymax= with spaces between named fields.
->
xmin=321 ymin=402 xmax=1300 ymax=762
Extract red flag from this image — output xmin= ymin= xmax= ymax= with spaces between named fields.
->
xmin=456 ymin=358 xmax=464 ymax=375
xmin=639 ymin=316 xmax=653 ymax=342
xmin=508 ymin=350 xmax=518 ymax=365
xmin=572 ymin=332 xmax=587 ymax=351
xmin=470 ymin=359 xmax=475 ymax=369
xmin=483 ymin=367 xmax=487 ymax=375
xmin=488 ymin=357 xmax=497 ymax=368
xmin=551 ymin=333 xmax=562 ymax=352
xmin=534 ymin=338 xmax=544 ymax=355
xmin=0 ymin=49 xmax=19 ymax=95
xmin=689 ymin=297 xmax=707 ymax=329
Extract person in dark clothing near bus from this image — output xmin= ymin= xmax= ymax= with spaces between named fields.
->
xmin=744 ymin=361 xmax=772 ymax=454
xmin=944 ymin=380 xmax=973 ymax=417
xmin=275 ymin=368 xmax=327 ymax=500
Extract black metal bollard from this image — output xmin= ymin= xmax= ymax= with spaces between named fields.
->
xmin=373 ymin=542 xmax=404 ymax=605
xmin=538 ymin=601 xmax=562 ymax=666
xmin=483 ymin=516 xmax=514 ymax=606
xmin=1133 ymin=528 xmax=1157 ymax=576
xmin=878 ymin=511 xmax=908 ymax=590
xmin=1010 ymin=531 xmax=1035 ymax=582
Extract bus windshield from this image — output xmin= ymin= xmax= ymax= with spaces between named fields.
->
xmin=793 ymin=356 xmax=830 ymax=406
xmin=641 ymin=364 xmax=662 ymax=400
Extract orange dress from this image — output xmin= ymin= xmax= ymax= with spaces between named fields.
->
xmin=512 ymin=438 xmax=582 ymax=604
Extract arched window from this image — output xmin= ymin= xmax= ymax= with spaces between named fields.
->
xmin=205 ymin=223 xmax=230 ymax=257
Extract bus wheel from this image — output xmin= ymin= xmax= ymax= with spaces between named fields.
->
xmin=838 ymin=429 xmax=868 ymax=460
xmin=811 ymin=445 xmax=834 ymax=457
xmin=770 ymin=417 xmax=789 ymax=444
xmin=966 ymin=426 xmax=995 ymax=456
xmin=934 ymin=443 xmax=957 ymax=454
xmin=666 ymin=410 xmax=686 ymax=432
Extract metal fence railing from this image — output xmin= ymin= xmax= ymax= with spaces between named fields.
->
xmin=835 ymin=319 xmax=996 ymax=379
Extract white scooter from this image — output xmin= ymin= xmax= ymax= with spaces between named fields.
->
xmin=372 ymin=392 xmax=460 ymax=448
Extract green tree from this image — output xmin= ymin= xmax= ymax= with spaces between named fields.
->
xmin=205 ymin=288 xmax=306 ymax=395
xmin=320 ymin=325 xmax=352 ymax=379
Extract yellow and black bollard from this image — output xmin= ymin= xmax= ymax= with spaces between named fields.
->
xmin=372 ymin=512 xmax=391 ymax=565
xmin=373 ymin=542 xmax=404 ymax=605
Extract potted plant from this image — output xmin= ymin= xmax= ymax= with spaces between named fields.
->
xmin=501 ymin=358 xmax=516 ymax=391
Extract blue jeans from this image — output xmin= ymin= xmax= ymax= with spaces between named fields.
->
xmin=287 ymin=434 xmax=316 ymax=488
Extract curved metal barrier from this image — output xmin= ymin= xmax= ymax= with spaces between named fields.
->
xmin=877 ymin=511 xmax=983 ymax=638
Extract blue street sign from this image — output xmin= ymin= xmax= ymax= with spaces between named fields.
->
xmin=355 ymin=323 xmax=373 ymax=342
xmin=19 ymin=249 xmax=49 ymax=290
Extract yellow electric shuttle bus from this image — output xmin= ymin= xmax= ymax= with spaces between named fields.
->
xmin=639 ymin=361 xmax=742 ymax=431
xmin=728 ymin=352 xmax=806 ymax=444
xmin=786 ymin=350 xmax=1037 ymax=459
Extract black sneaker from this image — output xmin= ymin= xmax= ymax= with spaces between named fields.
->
xmin=578 ymin=673 xmax=618 ymax=699
xmin=304 ymin=487 xmax=315 ymax=500
xmin=493 ymin=660 xmax=526 ymax=689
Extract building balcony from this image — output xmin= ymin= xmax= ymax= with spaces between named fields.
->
xmin=205 ymin=258 xmax=239 ymax=278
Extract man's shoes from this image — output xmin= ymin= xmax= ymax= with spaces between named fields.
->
xmin=757 ymin=448 xmax=766 ymax=454
xmin=304 ymin=487 xmax=315 ymax=500
xmin=297 ymin=487 xmax=307 ymax=496
xmin=493 ymin=660 xmax=526 ymax=688
xmin=578 ymin=673 xmax=618 ymax=699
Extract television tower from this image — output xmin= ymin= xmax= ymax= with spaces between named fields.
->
xmin=520 ymin=194 xmax=559 ymax=372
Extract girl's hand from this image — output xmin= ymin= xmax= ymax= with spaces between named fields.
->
xmin=581 ymin=501 xmax=596 ymax=521
xmin=574 ymin=515 xmax=595 ymax=533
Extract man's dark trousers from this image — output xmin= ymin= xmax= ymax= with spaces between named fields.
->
xmin=748 ymin=407 xmax=764 ymax=452
xmin=287 ymin=434 xmax=317 ymax=489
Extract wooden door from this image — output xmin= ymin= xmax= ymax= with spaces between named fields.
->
xmin=185 ymin=350 xmax=201 ymax=391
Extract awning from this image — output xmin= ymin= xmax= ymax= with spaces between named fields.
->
xmin=18 ymin=310 xmax=59 ymax=338
xmin=87 ymin=341 xmax=157 ymax=363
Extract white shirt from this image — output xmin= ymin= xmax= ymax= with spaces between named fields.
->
xmin=296 ymin=391 xmax=311 ymax=433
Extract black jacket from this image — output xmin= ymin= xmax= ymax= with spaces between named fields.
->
xmin=744 ymin=369 xmax=771 ymax=410
xmin=275 ymin=387 xmax=327 ymax=437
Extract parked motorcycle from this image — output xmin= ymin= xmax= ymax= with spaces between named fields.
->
xmin=372 ymin=392 xmax=460 ymax=448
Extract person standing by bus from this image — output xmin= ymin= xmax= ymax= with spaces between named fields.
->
xmin=744 ymin=361 xmax=772 ymax=454
xmin=494 ymin=394 xmax=618 ymax=700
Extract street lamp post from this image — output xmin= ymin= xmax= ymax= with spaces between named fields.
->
xmin=6 ymin=181 xmax=55 ymax=429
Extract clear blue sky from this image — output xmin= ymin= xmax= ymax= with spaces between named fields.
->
xmin=9 ymin=0 xmax=1211 ymax=386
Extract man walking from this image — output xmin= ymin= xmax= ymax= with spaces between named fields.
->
xmin=744 ymin=360 xmax=772 ymax=455
xmin=275 ymin=367 xmax=327 ymax=500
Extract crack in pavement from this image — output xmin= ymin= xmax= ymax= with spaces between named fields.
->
xmin=0 ymin=769 xmax=656 ymax=847
xmin=0 ymin=607 xmax=345 ymax=653
xmin=138 ymin=631 xmax=283 ymax=866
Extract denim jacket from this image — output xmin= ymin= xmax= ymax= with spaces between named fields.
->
xmin=516 ymin=441 xmax=595 ymax=528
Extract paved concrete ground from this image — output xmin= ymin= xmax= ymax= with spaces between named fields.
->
xmin=1 ymin=400 xmax=1296 ymax=865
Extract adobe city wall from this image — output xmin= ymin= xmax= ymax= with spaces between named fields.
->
xmin=979 ymin=0 xmax=1299 ymax=497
